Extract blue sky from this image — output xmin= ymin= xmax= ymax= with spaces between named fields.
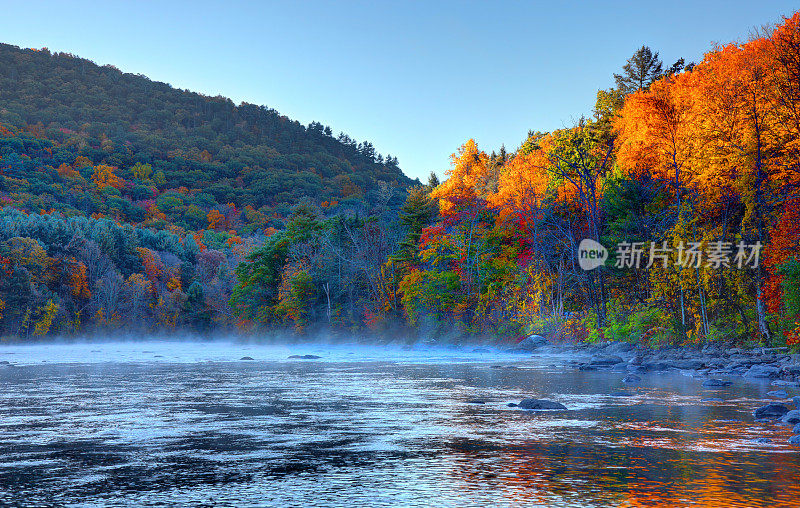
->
xmin=1 ymin=1 xmax=797 ymax=180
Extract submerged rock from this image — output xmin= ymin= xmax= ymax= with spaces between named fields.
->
xmin=517 ymin=398 xmax=567 ymax=410
xmin=794 ymin=396 xmax=800 ymax=409
xmin=466 ymin=399 xmax=487 ymax=404
xmin=702 ymin=378 xmax=733 ymax=388
xmin=767 ymin=390 xmax=788 ymax=399
xmin=288 ymin=354 xmax=322 ymax=360
xmin=471 ymin=347 xmax=491 ymax=353
xmin=622 ymin=374 xmax=641 ymax=384
xmin=609 ymin=390 xmax=633 ymax=397
xmin=239 ymin=356 xmax=255 ymax=361
xmin=781 ymin=410 xmax=800 ymax=425
xmin=752 ymin=437 xmax=772 ymax=444
xmin=702 ymin=397 xmax=724 ymax=402
xmin=753 ymin=403 xmax=790 ymax=420
xmin=770 ymin=380 xmax=799 ymax=387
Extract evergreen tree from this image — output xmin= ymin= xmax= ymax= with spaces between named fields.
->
xmin=614 ymin=46 xmax=663 ymax=93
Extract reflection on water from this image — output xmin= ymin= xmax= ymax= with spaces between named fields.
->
xmin=0 ymin=342 xmax=797 ymax=507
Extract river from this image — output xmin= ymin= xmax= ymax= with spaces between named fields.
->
xmin=0 ymin=341 xmax=798 ymax=507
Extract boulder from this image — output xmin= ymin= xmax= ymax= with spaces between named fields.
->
xmin=783 ymin=364 xmax=800 ymax=376
xmin=702 ymin=379 xmax=733 ymax=388
xmin=793 ymin=422 xmax=800 ymax=434
xmin=744 ymin=364 xmax=782 ymax=379
xmin=752 ymin=438 xmax=772 ymax=444
xmin=622 ymin=374 xmax=641 ymax=384
xmin=517 ymin=398 xmax=567 ymax=410
xmin=770 ymin=380 xmax=799 ymax=387
xmin=466 ymin=399 xmax=486 ymax=404
xmin=673 ymin=359 xmax=706 ymax=370
xmin=781 ymin=410 xmax=800 ymax=425
xmin=588 ymin=354 xmax=624 ymax=367
xmin=767 ymin=390 xmax=788 ymax=399
xmin=240 ymin=356 xmax=255 ymax=361
xmin=789 ymin=435 xmax=800 ymax=446
xmin=288 ymin=354 xmax=322 ymax=360
xmin=794 ymin=396 xmax=800 ymax=409
xmin=753 ymin=403 xmax=790 ymax=420
xmin=515 ymin=335 xmax=548 ymax=351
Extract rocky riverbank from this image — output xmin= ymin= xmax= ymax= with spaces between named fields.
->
xmin=509 ymin=335 xmax=800 ymax=446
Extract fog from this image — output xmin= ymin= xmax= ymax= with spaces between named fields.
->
xmin=0 ymin=336 xmax=545 ymax=367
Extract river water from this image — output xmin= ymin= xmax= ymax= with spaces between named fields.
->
xmin=0 ymin=341 xmax=798 ymax=507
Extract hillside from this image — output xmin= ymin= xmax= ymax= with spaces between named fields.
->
xmin=0 ymin=43 xmax=413 ymax=225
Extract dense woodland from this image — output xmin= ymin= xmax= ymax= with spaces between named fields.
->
xmin=1 ymin=13 xmax=800 ymax=346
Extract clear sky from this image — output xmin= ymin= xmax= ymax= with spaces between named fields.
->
xmin=1 ymin=0 xmax=797 ymax=181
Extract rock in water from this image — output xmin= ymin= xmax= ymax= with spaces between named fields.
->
xmin=794 ymin=396 xmax=800 ymax=409
xmin=793 ymin=422 xmax=800 ymax=434
xmin=288 ymin=354 xmax=322 ymax=360
xmin=767 ymin=390 xmax=788 ymax=398
xmin=702 ymin=379 xmax=733 ymax=388
xmin=517 ymin=399 xmax=567 ymax=410
xmin=515 ymin=335 xmax=548 ymax=351
xmin=240 ymin=356 xmax=255 ymax=361
xmin=789 ymin=435 xmax=800 ymax=446
xmin=622 ymin=374 xmax=641 ymax=384
xmin=781 ymin=410 xmax=800 ymax=425
xmin=743 ymin=364 xmax=781 ymax=379
xmin=466 ymin=399 xmax=486 ymax=404
xmin=589 ymin=355 xmax=624 ymax=367
xmin=753 ymin=403 xmax=790 ymax=420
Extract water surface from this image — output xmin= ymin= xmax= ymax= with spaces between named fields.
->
xmin=0 ymin=341 xmax=798 ymax=507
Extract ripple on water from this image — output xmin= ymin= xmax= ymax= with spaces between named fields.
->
xmin=0 ymin=342 xmax=798 ymax=507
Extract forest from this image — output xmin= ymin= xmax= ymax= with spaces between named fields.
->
xmin=1 ymin=13 xmax=799 ymax=346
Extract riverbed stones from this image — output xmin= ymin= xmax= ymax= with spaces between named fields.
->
xmin=744 ymin=364 xmax=782 ymax=379
xmin=702 ymin=378 xmax=733 ymax=388
xmin=781 ymin=410 xmax=800 ymax=425
xmin=622 ymin=374 xmax=641 ymax=384
xmin=517 ymin=398 xmax=567 ymax=410
xmin=767 ymin=390 xmax=789 ymax=398
xmin=753 ymin=403 xmax=790 ymax=420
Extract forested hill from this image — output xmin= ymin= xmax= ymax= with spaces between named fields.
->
xmin=0 ymin=43 xmax=413 ymax=214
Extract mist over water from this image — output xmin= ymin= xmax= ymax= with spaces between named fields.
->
xmin=0 ymin=340 xmax=798 ymax=507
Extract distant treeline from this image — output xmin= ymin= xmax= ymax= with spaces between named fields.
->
xmin=1 ymin=13 xmax=800 ymax=346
